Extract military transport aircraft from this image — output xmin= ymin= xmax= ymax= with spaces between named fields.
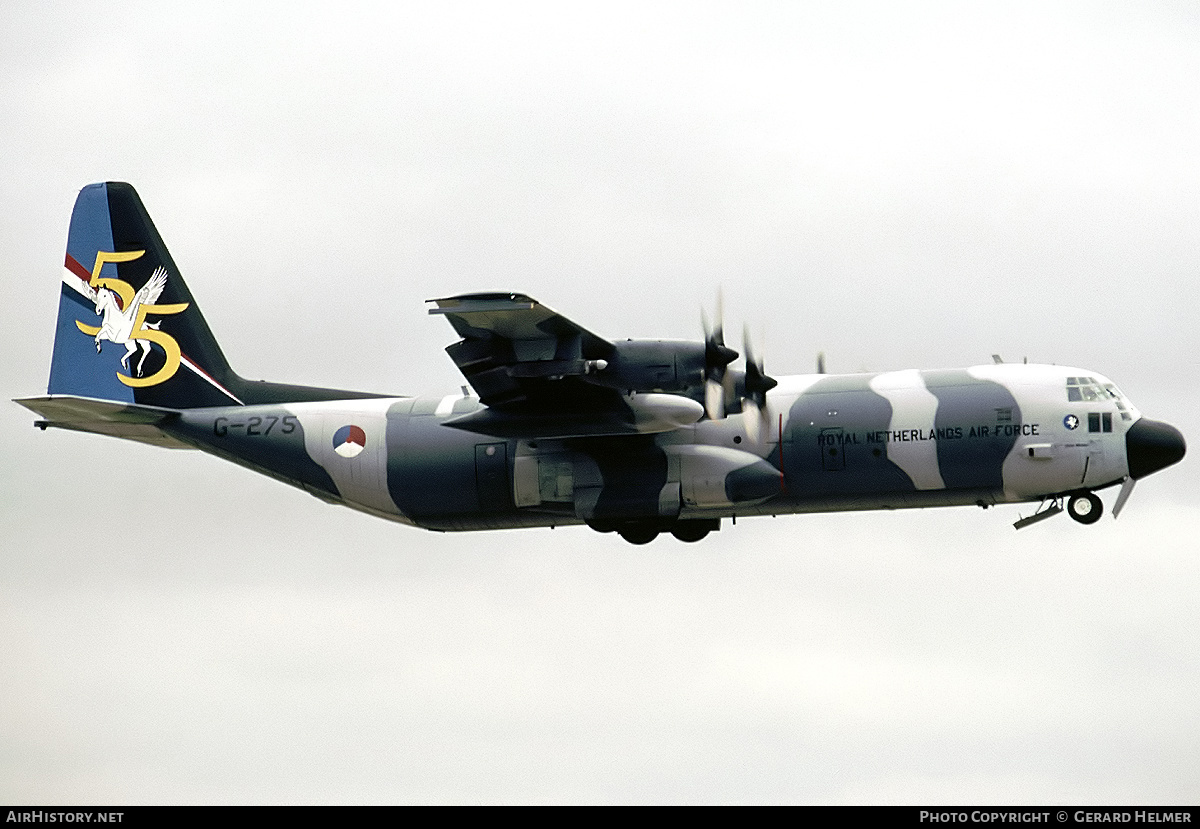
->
xmin=16 ymin=183 xmax=1186 ymax=544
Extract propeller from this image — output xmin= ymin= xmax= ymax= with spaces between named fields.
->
xmin=741 ymin=324 xmax=777 ymax=443
xmin=701 ymin=291 xmax=738 ymax=419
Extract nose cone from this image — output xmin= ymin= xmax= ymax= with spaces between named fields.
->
xmin=1126 ymin=418 xmax=1186 ymax=479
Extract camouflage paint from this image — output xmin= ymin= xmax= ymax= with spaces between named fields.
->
xmin=922 ymin=369 xmax=1021 ymax=491
xmin=170 ymin=407 xmax=341 ymax=501
xmin=781 ymin=374 xmax=918 ymax=500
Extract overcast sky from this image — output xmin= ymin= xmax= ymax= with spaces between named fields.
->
xmin=2 ymin=0 xmax=1198 ymax=805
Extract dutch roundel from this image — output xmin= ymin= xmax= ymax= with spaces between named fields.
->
xmin=332 ymin=424 xmax=367 ymax=458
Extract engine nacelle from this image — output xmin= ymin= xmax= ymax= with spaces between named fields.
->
xmin=588 ymin=339 xmax=707 ymax=393
xmin=666 ymin=445 xmax=782 ymax=508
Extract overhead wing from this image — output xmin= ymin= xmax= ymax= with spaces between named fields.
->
xmin=428 ymin=293 xmax=616 ymax=409
xmin=428 ymin=293 xmax=702 ymax=438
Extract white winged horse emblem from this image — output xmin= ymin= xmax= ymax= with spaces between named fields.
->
xmin=91 ymin=265 xmax=170 ymax=377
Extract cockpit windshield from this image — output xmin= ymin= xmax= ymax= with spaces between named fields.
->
xmin=1066 ymin=377 xmax=1131 ymax=421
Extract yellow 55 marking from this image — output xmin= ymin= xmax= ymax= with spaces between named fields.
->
xmin=75 ymin=249 xmax=190 ymax=387
xmin=89 ymin=249 xmax=145 ymax=308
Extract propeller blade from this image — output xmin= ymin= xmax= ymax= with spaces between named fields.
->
xmin=701 ymin=290 xmax=738 ymax=419
xmin=741 ymin=325 xmax=776 ymax=443
xmin=744 ymin=398 xmax=761 ymax=444
xmin=705 ymin=378 xmax=725 ymax=420
xmin=742 ymin=324 xmax=755 ymax=374
xmin=701 ymin=305 xmax=714 ymax=349
xmin=742 ymin=325 xmax=777 ymax=405
xmin=742 ymin=396 xmax=773 ymax=444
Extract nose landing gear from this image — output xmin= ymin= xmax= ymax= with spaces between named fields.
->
xmin=1066 ymin=491 xmax=1103 ymax=525
xmin=1014 ymin=490 xmax=1104 ymax=530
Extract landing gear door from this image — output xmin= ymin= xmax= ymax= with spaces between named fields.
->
xmin=1082 ymin=439 xmax=1106 ymax=488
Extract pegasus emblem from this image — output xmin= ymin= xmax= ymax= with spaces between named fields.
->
xmin=74 ymin=251 xmax=189 ymax=387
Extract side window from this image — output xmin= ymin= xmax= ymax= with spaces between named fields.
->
xmin=1087 ymin=412 xmax=1114 ymax=433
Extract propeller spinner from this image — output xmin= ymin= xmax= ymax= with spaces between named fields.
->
xmin=741 ymin=325 xmax=777 ymax=443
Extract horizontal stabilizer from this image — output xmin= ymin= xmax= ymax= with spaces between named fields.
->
xmin=14 ymin=395 xmax=191 ymax=449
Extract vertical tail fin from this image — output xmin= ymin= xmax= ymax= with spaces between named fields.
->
xmin=49 ymin=182 xmax=244 ymax=408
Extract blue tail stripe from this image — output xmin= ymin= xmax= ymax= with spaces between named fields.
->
xmin=65 ymin=183 xmax=116 ymax=281
xmin=49 ymin=183 xmax=137 ymax=401
xmin=48 ymin=284 xmax=135 ymax=401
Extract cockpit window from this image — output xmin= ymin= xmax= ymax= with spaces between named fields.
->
xmin=1067 ymin=378 xmax=1133 ymax=421
xmin=1067 ymin=376 xmax=1113 ymax=404
xmin=1105 ymin=384 xmax=1132 ymax=420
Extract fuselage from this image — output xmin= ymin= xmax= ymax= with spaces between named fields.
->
xmin=163 ymin=362 xmax=1169 ymax=534
xmin=25 ymin=183 xmax=1186 ymax=545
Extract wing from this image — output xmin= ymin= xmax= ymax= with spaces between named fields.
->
xmin=131 ymin=266 xmax=168 ymax=310
xmin=428 ymin=293 xmax=616 ymax=410
xmin=428 ymin=293 xmax=702 ymax=438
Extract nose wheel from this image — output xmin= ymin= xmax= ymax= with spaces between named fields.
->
xmin=1067 ymin=491 xmax=1103 ymax=525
